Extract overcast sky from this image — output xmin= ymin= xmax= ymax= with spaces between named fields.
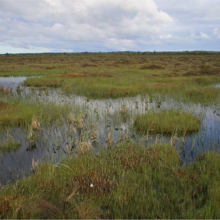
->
xmin=0 ymin=0 xmax=220 ymax=53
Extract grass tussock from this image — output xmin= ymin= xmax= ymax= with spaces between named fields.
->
xmin=134 ymin=110 xmax=201 ymax=134
xmin=1 ymin=142 xmax=220 ymax=218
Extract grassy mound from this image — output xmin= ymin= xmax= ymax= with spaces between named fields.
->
xmin=134 ymin=110 xmax=201 ymax=134
xmin=1 ymin=142 xmax=220 ymax=218
xmin=0 ymin=99 xmax=40 ymax=126
xmin=0 ymin=99 xmax=73 ymax=127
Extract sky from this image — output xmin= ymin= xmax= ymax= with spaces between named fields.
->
xmin=0 ymin=0 xmax=220 ymax=54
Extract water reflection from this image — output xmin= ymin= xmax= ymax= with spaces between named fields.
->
xmin=0 ymin=77 xmax=220 ymax=185
xmin=0 ymin=76 xmax=27 ymax=88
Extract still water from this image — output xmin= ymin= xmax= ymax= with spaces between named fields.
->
xmin=0 ymin=77 xmax=220 ymax=185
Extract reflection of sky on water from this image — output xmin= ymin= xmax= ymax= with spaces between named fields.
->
xmin=0 ymin=76 xmax=27 ymax=88
xmin=0 ymin=77 xmax=220 ymax=185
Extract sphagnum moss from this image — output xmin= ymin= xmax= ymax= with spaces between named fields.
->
xmin=134 ymin=110 xmax=201 ymax=134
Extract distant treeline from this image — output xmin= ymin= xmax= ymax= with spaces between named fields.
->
xmin=1 ymin=51 xmax=220 ymax=56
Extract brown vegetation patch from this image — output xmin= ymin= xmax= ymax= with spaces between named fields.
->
xmin=213 ymin=63 xmax=220 ymax=67
xmin=82 ymin=63 xmax=97 ymax=67
xmin=184 ymin=71 xmax=198 ymax=76
xmin=146 ymin=83 xmax=180 ymax=89
xmin=178 ymin=57 xmax=189 ymax=61
xmin=28 ymin=65 xmax=44 ymax=69
xmin=73 ymin=168 xmax=118 ymax=194
xmin=0 ymin=100 xmax=13 ymax=110
xmin=199 ymin=66 xmax=220 ymax=75
xmin=163 ymin=74 xmax=173 ymax=77
xmin=120 ymin=153 xmax=149 ymax=170
xmin=117 ymin=59 xmax=134 ymax=65
xmin=61 ymin=72 xmax=119 ymax=78
xmin=63 ymin=72 xmax=86 ymax=77
xmin=0 ymin=69 xmax=11 ymax=73
xmin=45 ymin=66 xmax=58 ymax=70
xmin=140 ymin=64 xmax=165 ymax=70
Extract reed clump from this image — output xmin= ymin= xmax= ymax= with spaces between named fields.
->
xmin=134 ymin=110 xmax=201 ymax=134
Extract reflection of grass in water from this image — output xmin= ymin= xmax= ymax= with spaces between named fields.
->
xmin=0 ymin=128 xmax=20 ymax=150
xmin=134 ymin=110 xmax=201 ymax=134
xmin=1 ymin=142 xmax=220 ymax=218
xmin=0 ymin=140 xmax=20 ymax=151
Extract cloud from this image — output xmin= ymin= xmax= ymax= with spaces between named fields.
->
xmin=214 ymin=28 xmax=220 ymax=39
xmin=189 ymin=31 xmax=211 ymax=40
xmin=0 ymin=0 xmax=219 ymax=53
xmin=159 ymin=34 xmax=172 ymax=39
xmin=200 ymin=32 xmax=211 ymax=39
xmin=0 ymin=0 xmax=174 ymax=52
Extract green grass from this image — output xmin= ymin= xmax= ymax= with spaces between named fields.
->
xmin=1 ymin=52 xmax=220 ymax=218
xmin=1 ymin=53 xmax=220 ymax=103
xmin=182 ymin=87 xmax=220 ymax=104
xmin=23 ymin=73 xmax=220 ymax=102
xmin=0 ymin=140 xmax=20 ymax=151
xmin=0 ymin=99 xmax=73 ymax=127
xmin=1 ymin=142 xmax=220 ymax=218
xmin=134 ymin=110 xmax=201 ymax=134
xmin=0 ymin=99 xmax=41 ymax=126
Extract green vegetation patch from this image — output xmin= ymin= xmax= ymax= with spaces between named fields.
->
xmin=0 ymin=99 xmax=75 ymax=128
xmin=134 ymin=110 xmax=201 ymax=134
xmin=0 ymin=99 xmax=40 ymax=126
xmin=183 ymin=87 xmax=220 ymax=104
xmin=1 ymin=142 xmax=220 ymax=218
xmin=0 ymin=140 xmax=20 ymax=151
xmin=2 ymin=53 xmax=220 ymax=102
xmin=24 ymin=76 xmax=62 ymax=87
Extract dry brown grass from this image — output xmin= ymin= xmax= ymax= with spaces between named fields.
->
xmin=120 ymin=104 xmax=127 ymax=114
xmin=76 ymin=141 xmax=92 ymax=154
xmin=31 ymin=115 xmax=41 ymax=131
xmin=107 ymin=132 xmax=113 ymax=148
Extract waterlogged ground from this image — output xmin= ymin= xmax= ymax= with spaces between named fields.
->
xmin=1 ymin=77 xmax=220 ymax=185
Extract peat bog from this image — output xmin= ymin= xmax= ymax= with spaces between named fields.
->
xmin=1 ymin=52 xmax=220 ymax=218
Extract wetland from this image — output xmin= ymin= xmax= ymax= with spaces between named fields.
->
xmin=1 ymin=51 xmax=220 ymax=218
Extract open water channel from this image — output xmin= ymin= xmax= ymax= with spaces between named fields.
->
xmin=0 ymin=77 xmax=220 ymax=185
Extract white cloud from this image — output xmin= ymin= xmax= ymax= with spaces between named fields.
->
xmin=189 ymin=31 xmax=211 ymax=40
xmin=0 ymin=0 xmax=174 ymax=52
xmin=0 ymin=0 xmax=219 ymax=53
xmin=214 ymin=28 xmax=220 ymax=39
xmin=200 ymin=32 xmax=211 ymax=39
xmin=159 ymin=34 xmax=172 ymax=39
